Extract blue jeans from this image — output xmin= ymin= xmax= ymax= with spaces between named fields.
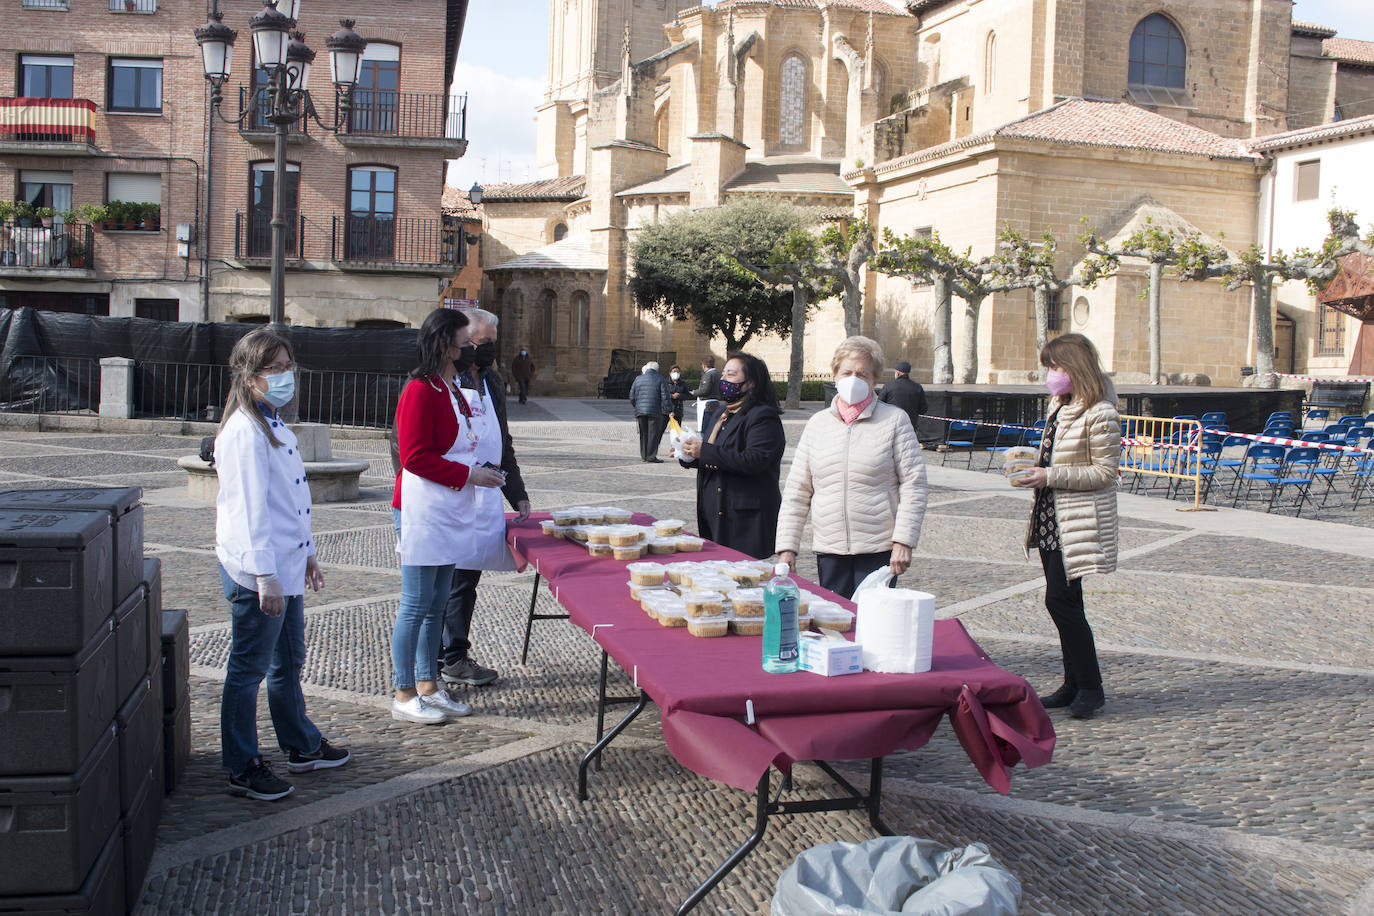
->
xmin=220 ymin=566 xmax=322 ymax=777
xmin=392 ymin=508 xmax=453 ymax=690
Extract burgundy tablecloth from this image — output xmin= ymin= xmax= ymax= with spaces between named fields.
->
xmin=507 ymin=514 xmax=1055 ymax=793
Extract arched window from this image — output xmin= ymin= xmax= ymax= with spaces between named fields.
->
xmin=871 ymin=59 xmax=889 ymax=113
xmin=538 ymin=289 xmax=557 ymax=347
xmin=984 ymin=32 xmax=996 ymax=94
xmin=1128 ymin=14 xmax=1185 ymax=88
xmin=778 ymin=53 xmax=806 ymax=147
xmin=552 ymin=222 xmax=568 ymax=242
xmin=571 ymin=291 xmax=590 ymax=346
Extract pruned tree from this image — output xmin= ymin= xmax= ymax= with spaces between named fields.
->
xmin=628 ymin=200 xmax=810 ymax=351
xmin=871 ymin=227 xmax=972 ymax=383
xmin=985 ymin=226 xmax=1072 ymax=354
xmin=815 ymin=218 xmax=874 ymax=338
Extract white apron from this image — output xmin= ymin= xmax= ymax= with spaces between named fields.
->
xmin=398 ymin=381 xmax=478 ymax=567
xmin=448 ymin=380 xmax=517 ymax=572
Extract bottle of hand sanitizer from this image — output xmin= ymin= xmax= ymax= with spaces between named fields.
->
xmin=763 ymin=562 xmax=800 ymax=673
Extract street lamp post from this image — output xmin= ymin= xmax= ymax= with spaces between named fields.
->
xmin=195 ymin=3 xmax=366 ymax=327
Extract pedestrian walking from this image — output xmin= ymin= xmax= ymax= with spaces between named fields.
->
xmin=677 ymin=353 xmax=785 ymax=559
xmin=391 ymin=309 xmax=506 ymax=726
xmin=214 ymin=327 xmax=349 ymax=801
xmin=667 ymin=364 xmax=691 ymax=425
xmin=511 ymin=346 xmax=536 ymax=405
xmin=776 ymin=336 xmax=928 ymax=599
xmin=877 ymin=359 xmax=927 ymax=435
xmin=629 ymin=361 xmax=672 ymax=462
xmin=1010 ymin=333 xmax=1120 ymax=720
xmin=440 ymin=309 xmax=530 ymax=689
xmin=692 ymin=355 xmax=722 ymax=431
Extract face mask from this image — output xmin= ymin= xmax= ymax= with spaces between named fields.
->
xmin=835 ymin=376 xmax=869 ymax=405
xmin=718 ymin=379 xmax=746 ymax=403
xmin=1045 ymin=368 xmax=1074 ymax=397
xmin=670 ymin=371 xmax=680 ymax=381
xmin=474 ymin=342 xmax=497 ymax=369
xmin=454 ymin=344 xmax=477 ymax=372
xmin=262 ymin=371 xmax=294 ymax=408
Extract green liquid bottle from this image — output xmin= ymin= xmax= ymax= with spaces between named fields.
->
xmin=763 ymin=562 xmax=800 ymax=673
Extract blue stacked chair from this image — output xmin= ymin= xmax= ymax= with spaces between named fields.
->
xmin=943 ymin=420 xmax=978 ymax=468
xmin=1232 ymin=444 xmax=1288 ymax=508
xmin=983 ymin=425 xmax=1024 ymax=469
xmin=1200 ymin=411 xmax=1227 ymax=426
xmin=1302 ymin=407 xmax=1329 ymax=428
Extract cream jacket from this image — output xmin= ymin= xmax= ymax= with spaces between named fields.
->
xmin=1024 ymin=397 xmax=1121 ymax=580
xmin=776 ymin=398 xmax=928 ymax=556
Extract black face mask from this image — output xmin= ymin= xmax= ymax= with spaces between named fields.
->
xmin=453 ymin=344 xmax=477 ymax=372
xmin=474 ymin=341 xmax=497 ymax=369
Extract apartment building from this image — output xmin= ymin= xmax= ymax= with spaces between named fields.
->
xmin=0 ymin=0 xmax=468 ymax=327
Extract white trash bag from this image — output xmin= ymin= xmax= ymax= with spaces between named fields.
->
xmin=772 ymin=836 xmax=1021 ymax=916
xmin=852 ymin=568 xmax=935 ymax=674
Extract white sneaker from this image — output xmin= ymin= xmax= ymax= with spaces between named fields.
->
xmin=392 ymin=695 xmax=446 ymax=725
xmin=419 ymin=688 xmax=472 ymax=719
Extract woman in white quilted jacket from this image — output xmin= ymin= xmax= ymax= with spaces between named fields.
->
xmin=1011 ymin=333 xmax=1120 ymax=720
xmin=776 ymin=336 xmax=928 ymax=599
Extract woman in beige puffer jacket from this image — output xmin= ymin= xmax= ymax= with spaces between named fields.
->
xmin=776 ymin=336 xmax=928 ymax=599
xmin=1012 ymin=333 xmax=1120 ymax=720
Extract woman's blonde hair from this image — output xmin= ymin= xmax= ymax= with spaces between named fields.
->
xmin=220 ymin=327 xmax=294 ymax=447
xmin=1040 ymin=333 xmax=1108 ymax=406
xmin=830 ymin=336 xmax=884 ymax=379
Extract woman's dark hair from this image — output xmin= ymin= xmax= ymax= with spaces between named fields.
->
xmin=411 ymin=308 xmax=469 ymax=380
xmin=727 ymin=352 xmax=779 ymax=412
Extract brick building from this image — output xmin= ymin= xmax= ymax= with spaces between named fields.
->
xmin=0 ymin=0 xmax=469 ymax=327
xmin=479 ymin=0 xmax=1374 ymax=393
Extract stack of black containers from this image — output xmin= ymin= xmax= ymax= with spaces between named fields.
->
xmin=0 ymin=487 xmax=182 ymax=914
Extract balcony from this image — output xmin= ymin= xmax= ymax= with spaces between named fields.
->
xmin=109 ymin=0 xmax=157 ymax=11
xmin=234 ymin=211 xmax=305 ymax=263
xmin=336 ymin=91 xmax=466 ymax=156
xmin=0 ymin=221 xmax=95 ymax=276
xmin=21 ymin=0 xmax=69 ymax=8
xmin=236 ymin=85 xmax=306 ymax=144
xmin=0 ymin=98 xmax=97 ymax=154
xmin=331 ymin=214 xmax=461 ymax=272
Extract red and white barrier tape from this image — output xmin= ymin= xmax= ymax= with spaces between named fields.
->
xmin=1266 ymin=372 xmax=1374 ymax=384
xmin=1202 ymin=427 xmax=1373 ymax=455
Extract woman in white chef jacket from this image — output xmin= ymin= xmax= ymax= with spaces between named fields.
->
xmin=215 ymin=328 xmax=349 ymax=802
xmin=390 ymin=309 xmax=506 ymax=725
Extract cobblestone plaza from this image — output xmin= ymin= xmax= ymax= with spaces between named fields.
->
xmin=1 ymin=398 xmax=1372 ymax=914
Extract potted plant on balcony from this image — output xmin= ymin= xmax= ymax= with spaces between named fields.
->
xmin=140 ymin=203 xmax=161 ymax=231
xmin=67 ymin=238 xmax=88 ymax=268
xmin=13 ymin=201 xmax=38 ymax=227
xmin=103 ymin=201 xmax=130 ymax=231
xmin=124 ymin=0 xmax=136 ymax=11
xmin=76 ymin=203 xmax=107 ymax=229
xmin=37 ymin=207 xmax=55 ymax=229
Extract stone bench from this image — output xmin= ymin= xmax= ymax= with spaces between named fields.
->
xmin=179 ymin=422 xmax=371 ymax=503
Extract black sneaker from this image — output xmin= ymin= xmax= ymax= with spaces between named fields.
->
xmin=441 ymin=657 xmax=500 ymax=687
xmin=228 ymin=758 xmax=294 ymax=801
xmin=287 ymin=739 xmax=351 ymax=774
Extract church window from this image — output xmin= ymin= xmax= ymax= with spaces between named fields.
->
xmin=571 ymin=292 xmax=590 ymax=346
xmin=983 ymin=33 xmax=995 ymax=95
xmin=779 ymin=54 xmax=806 ymax=147
xmin=1128 ymin=14 xmax=1185 ymax=89
xmin=1316 ymin=305 xmax=1345 ymax=357
xmin=538 ymin=290 xmax=557 ymax=347
xmin=553 ymin=222 xmax=569 ymax=241
xmin=871 ymin=60 xmax=889 ymax=112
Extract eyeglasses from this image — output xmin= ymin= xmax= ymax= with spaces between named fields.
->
xmin=258 ymin=362 xmax=296 ymax=376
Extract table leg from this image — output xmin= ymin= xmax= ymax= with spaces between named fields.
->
xmin=675 ymin=771 xmax=771 ymax=916
xmin=577 ymin=687 xmax=648 ymax=801
xmin=520 ymin=572 xmax=570 ymax=665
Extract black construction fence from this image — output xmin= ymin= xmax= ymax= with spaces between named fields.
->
xmin=0 ymin=308 xmax=419 ymax=428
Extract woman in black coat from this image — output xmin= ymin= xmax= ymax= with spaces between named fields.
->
xmin=677 ymin=353 xmax=785 ymax=560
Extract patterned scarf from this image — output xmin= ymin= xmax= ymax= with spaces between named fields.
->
xmin=834 ymin=392 xmax=874 ymax=426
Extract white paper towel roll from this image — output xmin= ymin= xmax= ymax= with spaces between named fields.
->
xmin=854 ymin=588 xmax=935 ymax=674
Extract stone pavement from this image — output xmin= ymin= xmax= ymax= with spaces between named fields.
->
xmin=1 ymin=398 xmax=1372 ymax=915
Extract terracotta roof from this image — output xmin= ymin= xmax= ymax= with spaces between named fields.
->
xmin=1291 ymin=20 xmax=1337 ymax=38
xmin=485 ymin=236 xmax=605 ymax=273
xmin=872 ymin=98 xmax=1257 ymax=175
xmin=616 ymin=164 xmax=691 ymax=198
xmin=1324 ymin=37 xmax=1374 ymax=67
xmin=1247 ymin=113 xmax=1374 ymax=152
xmin=440 ymin=185 xmax=483 ymax=217
xmin=723 ymin=156 xmax=851 ymax=195
xmin=1097 ymin=197 xmax=1237 ymax=260
xmin=481 ymin=176 xmax=587 ymax=202
xmin=679 ymin=0 xmax=908 ymax=16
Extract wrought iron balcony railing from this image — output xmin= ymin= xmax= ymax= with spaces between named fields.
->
xmin=0 ymin=221 xmax=94 ymax=270
xmin=234 ymin=211 xmax=304 ymax=261
xmin=339 ymin=90 xmax=466 ymax=142
xmin=331 ymin=214 xmax=461 ymax=268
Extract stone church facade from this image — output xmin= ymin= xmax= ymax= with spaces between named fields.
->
xmin=478 ymin=0 xmax=1374 ymax=394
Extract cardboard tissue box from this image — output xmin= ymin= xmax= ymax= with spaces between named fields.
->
xmin=799 ymin=631 xmax=862 ymax=676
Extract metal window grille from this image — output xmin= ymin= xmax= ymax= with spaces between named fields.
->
xmin=1316 ymin=305 xmax=1345 ymax=357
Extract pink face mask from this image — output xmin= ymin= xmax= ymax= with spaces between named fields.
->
xmin=1045 ymin=368 xmax=1074 ymax=397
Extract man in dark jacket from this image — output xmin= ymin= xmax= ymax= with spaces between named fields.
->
xmin=441 ymin=311 xmax=530 ymax=687
xmin=629 ymin=361 xmax=672 ymax=462
xmin=691 ymin=356 xmax=721 ymax=431
xmin=511 ymin=347 xmax=535 ymax=404
xmin=878 ymin=359 xmax=927 ymax=434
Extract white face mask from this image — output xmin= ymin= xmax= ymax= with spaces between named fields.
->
xmin=836 ymin=376 xmax=870 ymax=405
xmin=670 ymin=371 xmax=680 ymax=380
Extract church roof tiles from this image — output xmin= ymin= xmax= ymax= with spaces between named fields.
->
xmin=681 ymin=0 xmax=908 ymax=16
xmin=1247 ymin=113 xmax=1374 ymax=152
xmin=481 ymin=176 xmax=587 ymax=202
xmin=486 ymin=236 xmax=605 ymax=273
xmin=1323 ymin=37 xmax=1374 ymax=68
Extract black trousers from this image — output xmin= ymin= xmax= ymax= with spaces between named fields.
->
xmin=1039 ymin=548 xmax=1102 ymax=690
xmin=816 ymin=551 xmax=892 ymax=600
xmin=636 ymin=414 xmax=666 ymax=460
xmin=440 ymin=568 xmax=482 ymax=668
xmin=516 ymin=378 xmax=529 ymax=403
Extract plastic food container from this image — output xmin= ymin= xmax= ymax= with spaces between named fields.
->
xmin=682 ymin=590 xmax=725 ymax=618
xmin=808 ymin=602 xmax=854 ymax=632
xmin=665 ymin=563 xmax=692 ymax=585
xmin=687 ymin=614 xmax=729 ymax=637
xmin=602 ymin=507 xmax=634 ymax=524
xmin=580 ymin=510 xmax=605 ymax=525
xmin=647 ymin=538 xmax=677 ymax=555
xmin=729 ymin=616 xmax=764 ymax=636
xmin=728 ymin=588 xmax=766 ymax=617
xmin=692 ymin=575 xmax=736 ymax=595
xmin=608 ymin=526 xmax=643 ymax=546
xmin=725 ymin=565 xmax=761 ymax=587
xmin=1003 ymin=445 xmax=1039 ymax=480
xmin=539 ymin=520 xmax=558 ymax=536
xmin=674 ymin=535 xmax=704 ymax=552
xmin=626 ymin=562 xmax=666 ymax=586
xmin=586 ymin=527 xmax=614 ymax=545
xmin=552 ymin=510 xmax=580 ymax=526
xmin=587 ymin=543 xmax=614 ymax=557
xmin=612 ymin=544 xmax=645 ymax=561
xmin=656 ymin=602 xmax=688 ymax=628
xmin=654 ymin=519 xmax=685 ymax=537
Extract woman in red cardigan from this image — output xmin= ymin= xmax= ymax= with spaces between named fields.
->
xmin=390 ymin=308 xmax=505 ymax=725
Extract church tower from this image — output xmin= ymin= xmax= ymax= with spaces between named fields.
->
xmin=537 ymin=0 xmax=689 ymax=178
